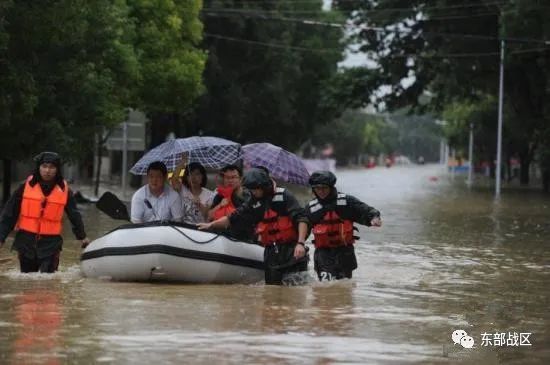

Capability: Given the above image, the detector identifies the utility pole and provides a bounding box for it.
[451,148,456,180]
[495,39,505,197]
[440,139,445,165]
[468,122,474,187]
[122,122,128,198]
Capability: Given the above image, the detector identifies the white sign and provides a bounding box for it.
[106,109,147,151]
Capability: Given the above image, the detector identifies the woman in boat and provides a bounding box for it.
[177,162,215,223]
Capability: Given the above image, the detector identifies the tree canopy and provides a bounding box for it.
[190,0,346,149]
[334,0,550,185]
[0,0,205,162]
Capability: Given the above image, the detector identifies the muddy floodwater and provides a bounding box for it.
[1,165,549,364]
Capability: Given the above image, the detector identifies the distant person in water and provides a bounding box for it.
[0,152,90,273]
[130,161,183,223]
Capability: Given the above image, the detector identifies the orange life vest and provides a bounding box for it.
[312,210,355,248]
[255,208,297,246]
[17,176,68,235]
[212,186,236,220]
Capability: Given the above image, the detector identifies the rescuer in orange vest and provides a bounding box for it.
[306,171,381,281]
[0,152,90,273]
[199,168,309,285]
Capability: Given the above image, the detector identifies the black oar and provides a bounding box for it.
[96,192,131,221]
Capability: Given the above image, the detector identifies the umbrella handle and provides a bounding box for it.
[169,155,188,191]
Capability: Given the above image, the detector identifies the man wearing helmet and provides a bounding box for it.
[198,168,309,285]
[306,171,381,281]
[0,152,90,273]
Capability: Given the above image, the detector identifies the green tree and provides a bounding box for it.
[442,97,492,161]
[192,0,345,149]
[0,0,206,201]
[1,0,139,203]
[311,110,368,164]
[130,0,205,114]
[310,109,441,165]
[334,0,550,186]
[389,113,442,161]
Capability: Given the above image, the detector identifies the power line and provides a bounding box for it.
[510,47,550,55]
[204,0,509,11]
[202,11,550,45]
[204,33,343,54]
[421,12,497,20]
[347,1,508,11]
[393,51,500,58]
[204,32,550,58]
[201,11,346,28]
[202,0,550,20]
[203,8,334,15]
[203,8,500,20]
[391,48,549,58]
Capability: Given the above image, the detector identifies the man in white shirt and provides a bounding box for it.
[131,161,183,223]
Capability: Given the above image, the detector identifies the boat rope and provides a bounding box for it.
[168,225,221,244]
[106,220,255,245]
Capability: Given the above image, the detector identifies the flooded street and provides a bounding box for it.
[1,165,549,364]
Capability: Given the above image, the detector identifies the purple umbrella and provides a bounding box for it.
[130,136,241,175]
[242,143,310,185]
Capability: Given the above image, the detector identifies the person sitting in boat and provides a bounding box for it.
[130,161,183,224]
[198,168,309,285]
[208,164,248,221]
[305,171,382,281]
[207,164,253,240]
[0,152,90,273]
[170,162,214,223]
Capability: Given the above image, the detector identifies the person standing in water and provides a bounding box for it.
[0,152,90,273]
[306,171,381,281]
[199,168,309,285]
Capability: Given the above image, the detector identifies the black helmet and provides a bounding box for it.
[309,171,336,187]
[34,151,61,168]
[242,168,272,190]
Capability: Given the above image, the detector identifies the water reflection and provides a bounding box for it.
[307,283,355,336]
[0,166,549,364]
[259,286,309,333]
[12,289,63,365]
